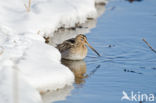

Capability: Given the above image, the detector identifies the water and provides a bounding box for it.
[42,0,156,103]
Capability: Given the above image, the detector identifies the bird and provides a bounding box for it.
[57,34,100,60]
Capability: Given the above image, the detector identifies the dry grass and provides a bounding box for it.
[24,0,32,12]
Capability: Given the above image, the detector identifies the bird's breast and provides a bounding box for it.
[61,45,88,60]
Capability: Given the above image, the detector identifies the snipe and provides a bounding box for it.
[57,34,100,60]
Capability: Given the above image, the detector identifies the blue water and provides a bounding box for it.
[53,0,156,103]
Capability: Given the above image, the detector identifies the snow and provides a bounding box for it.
[18,40,74,92]
[0,25,74,92]
[0,0,108,103]
[0,25,74,103]
[0,0,98,37]
[0,62,42,103]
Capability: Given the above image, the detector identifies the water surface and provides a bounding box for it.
[43,0,156,102]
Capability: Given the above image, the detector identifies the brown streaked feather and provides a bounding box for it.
[57,38,75,52]
[56,34,100,60]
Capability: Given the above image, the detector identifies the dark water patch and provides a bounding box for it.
[107,44,116,48]
[126,0,143,3]
[123,69,143,74]
[152,67,156,70]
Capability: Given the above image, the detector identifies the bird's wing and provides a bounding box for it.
[57,38,75,52]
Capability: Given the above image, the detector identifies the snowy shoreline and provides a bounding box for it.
[0,0,107,103]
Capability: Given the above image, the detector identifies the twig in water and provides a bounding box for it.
[24,0,32,12]
[142,38,156,53]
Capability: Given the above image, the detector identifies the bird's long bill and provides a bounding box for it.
[86,42,101,56]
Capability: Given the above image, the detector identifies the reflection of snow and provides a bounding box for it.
[49,18,97,47]
[0,0,108,103]
[49,3,106,47]
[42,86,74,103]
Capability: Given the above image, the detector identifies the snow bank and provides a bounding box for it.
[0,25,74,93]
[18,39,74,92]
[0,57,42,103]
[0,0,97,37]
[0,0,108,103]
[0,0,107,36]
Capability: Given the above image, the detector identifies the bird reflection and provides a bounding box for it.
[62,59,101,87]
[61,59,87,85]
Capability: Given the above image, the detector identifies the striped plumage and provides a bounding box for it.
[57,34,100,60]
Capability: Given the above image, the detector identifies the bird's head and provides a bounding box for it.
[75,34,101,56]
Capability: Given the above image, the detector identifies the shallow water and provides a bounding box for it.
[43,0,156,103]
